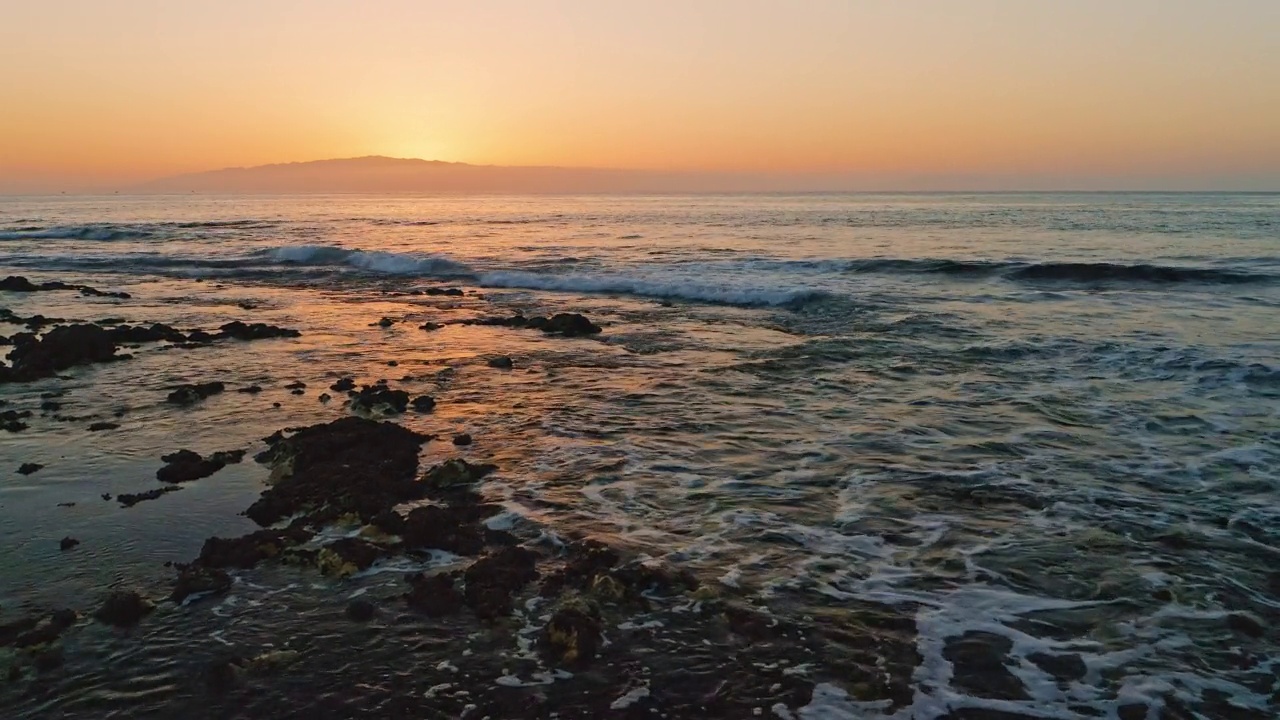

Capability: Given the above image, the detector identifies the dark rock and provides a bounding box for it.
[464,546,539,619]
[236,385,263,394]
[541,597,603,667]
[487,355,514,369]
[452,433,472,446]
[40,400,61,411]
[196,527,315,569]
[941,631,1030,700]
[386,360,398,367]
[1,275,129,299]
[349,385,410,414]
[330,377,356,392]
[31,646,64,672]
[543,313,602,336]
[5,609,77,648]
[216,321,300,341]
[345,599,376,622]
[1028,651,1087,681]
[1117,705,1150,720]
[401,505,486,556]
[166,382,225,405]
[371,509,407,535]
[405,572,463,616]
[156,449,236,483]
[117,486,181,507]
[92,590,154,627]
[1,409,31,432]
[284,381,306,390]
[170,565,232,604]
[101,493,111,500]
[17,462,43,475]
[410,395,436,412]
[56,502,75,508]
[317,537,386,577]
[59,536,79,551]
[421,458,497,493]
[373,317,394,328]
[1227,612,1265,638]
[87,421,120,431]
[0,276,41,291]
[418,322,443,331]
[246,416,428,525]
[3,324,119,382]
[107,323,186,344]
[318,393,332,403]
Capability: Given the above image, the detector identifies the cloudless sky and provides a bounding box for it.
[1,0,1278,191]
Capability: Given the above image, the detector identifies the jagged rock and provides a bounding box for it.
[171,565,232,604]
[401,505,486,555]
[3,324,119,382]
[463,546,539,619]
[92,590,154,627]
[216,321,300,341]
[17,462,43,475]
[421,458,497,493]
[107,323,186,344]
[246,417,428,525]
[405,572,463,616]
[117,486,181,507]
[316,537,386,578]
[195,527,315,569]
[541,596,604,667]
[543,313,602,336]
[59,537,79,551]
[166,382,225,405]
[1,275,130,299]
[487,356,514,369]
[349,386,410,414]
[330,377,356,392]
[156,448,241,483]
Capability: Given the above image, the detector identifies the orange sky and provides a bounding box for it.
[1,1,1278,191]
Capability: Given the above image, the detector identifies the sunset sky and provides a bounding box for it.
[1,0,1278,192]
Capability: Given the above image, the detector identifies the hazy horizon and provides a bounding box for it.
[2,1,1279,193]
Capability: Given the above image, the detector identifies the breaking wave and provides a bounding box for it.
[0,224,156,241]
[476,270,824,306]
[270,245,473,276]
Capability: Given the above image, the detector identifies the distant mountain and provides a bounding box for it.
[135,156,840,194]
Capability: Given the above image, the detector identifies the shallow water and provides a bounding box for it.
[1,193,1278,718]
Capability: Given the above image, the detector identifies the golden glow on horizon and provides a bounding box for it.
[1,1,1278,191]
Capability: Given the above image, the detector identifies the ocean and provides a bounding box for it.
[1,193,1277,718]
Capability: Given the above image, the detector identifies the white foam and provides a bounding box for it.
[609,685,651,709]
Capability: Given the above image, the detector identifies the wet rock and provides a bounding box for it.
[236,385,263,394]
[1,275,130,299]
[452,433,472,446]
[345,599,376,622]
[463,546,539,619]
[87,421,120,431]
[418,322,443,331]
[59,536,79,551]
[487,355,514,369]
[216,321,300,341]
[246,416,428,525]
[401,505,486,555]
[2,324,119,382]
[17,462,43,475]
[386,360,398,367]
[541,596,604,667]
[196,527,315,569]
[117,486,181,507]
[421,458,497,493]
[170,565,232,604]
[166,381,225,405]
[4,609,78,648]
[543,313,603,337]
[92,589,154,627]
[373,317,394,328]
[349,385,410,414]
[156,448,240,483]
[204,656,245,693]
[405,572,463,616]
[1,409,32,432]
[410,395,436,412]
[1227,612,1265,638]
[1028,651,1087,681]
[318,393,332,403]
[31,646,64,672]
[330,377,356,392]
[941,631,1030,700]
[371,509,407,536]
[284,381,306,390]
[316,537,386,578]
[106,323,186,344]
[39,399,61,411]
